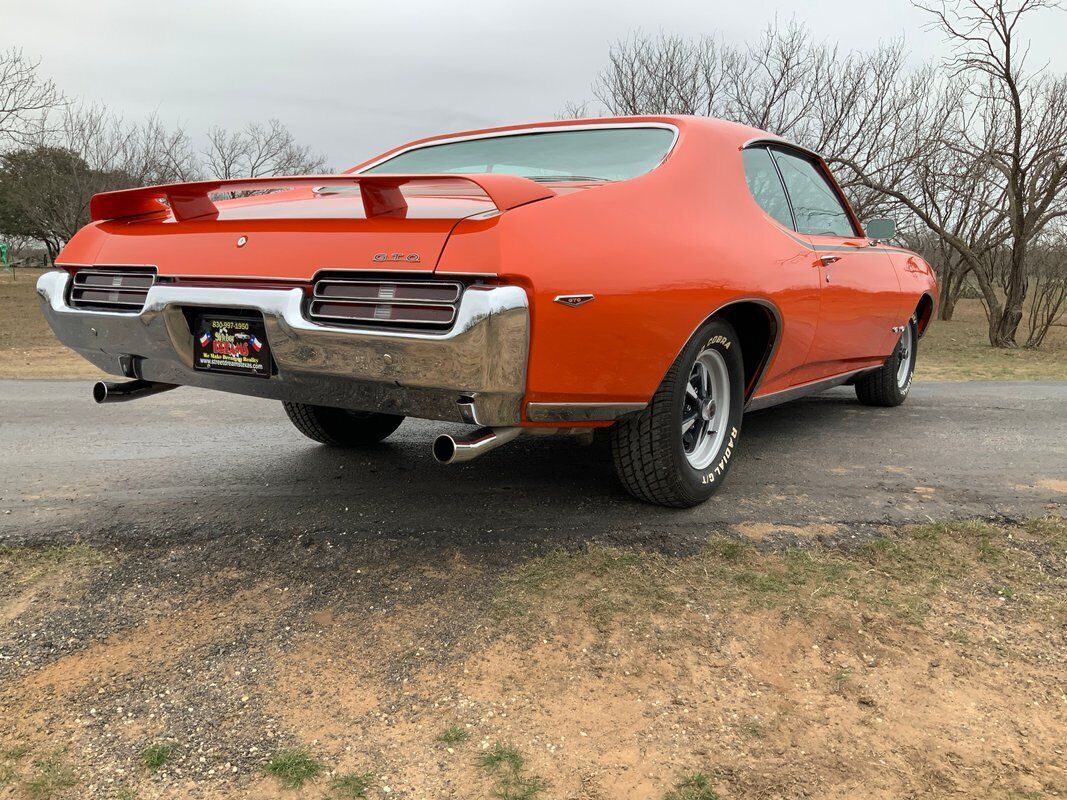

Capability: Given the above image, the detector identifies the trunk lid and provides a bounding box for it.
[64,175,555,280]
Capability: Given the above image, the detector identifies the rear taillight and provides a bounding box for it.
[69,267,156,313]
[308,276,464,330]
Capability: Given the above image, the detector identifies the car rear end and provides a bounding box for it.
[38,120,680,434]
[38,174,538,426]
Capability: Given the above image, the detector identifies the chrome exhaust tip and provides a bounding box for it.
[432,426,521,464]
[93,379,178,404]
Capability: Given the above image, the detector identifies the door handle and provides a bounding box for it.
[819,255,841,266]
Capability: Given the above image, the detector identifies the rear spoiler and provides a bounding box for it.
[88,173,556,223]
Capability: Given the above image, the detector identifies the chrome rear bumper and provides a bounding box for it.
[37,270,529,425]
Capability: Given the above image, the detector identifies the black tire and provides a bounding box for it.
[282,402,404,447]
[855,317,917,407]
[610,319,745,507]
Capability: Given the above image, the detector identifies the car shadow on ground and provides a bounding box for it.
[3,387,935,554]
[270,390,867,511]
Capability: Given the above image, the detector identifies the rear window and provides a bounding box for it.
[361,127,675,181]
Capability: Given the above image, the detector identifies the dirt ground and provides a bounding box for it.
[1,518,1065,799]
[1,268,1065,381]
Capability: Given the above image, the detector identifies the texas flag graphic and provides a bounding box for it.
[199,332,211,347]
[248,334,263,352]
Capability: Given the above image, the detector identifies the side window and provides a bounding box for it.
[742,147,794,230]
[771,149,856,237]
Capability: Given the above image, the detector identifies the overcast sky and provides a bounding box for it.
[5,0,1066,169]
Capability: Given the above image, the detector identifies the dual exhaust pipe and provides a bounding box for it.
[431,426,522,464]
[93,379,177,404]
[93,381,562,464]
[432,425,592,464]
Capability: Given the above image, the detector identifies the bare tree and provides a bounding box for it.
[581,7,1067,347]
[583,26,976,241]
[0,49,61,149]
[1024,230,1067,346]
[0,105,199,263]
[53,104,199,185]
[592,32,727,117]
[556,100,595,120]
[204,119,327,181]
[848,0,1067,345]
[0,107,329,262]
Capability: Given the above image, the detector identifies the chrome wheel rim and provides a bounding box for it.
[896,323,914,389]
[682,348,731,470]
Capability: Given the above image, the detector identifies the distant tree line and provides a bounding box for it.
[0,50,326,265]
[563,0,1067,348]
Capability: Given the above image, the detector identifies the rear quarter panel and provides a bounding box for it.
[438,118,824,412]
[891,250,939,334]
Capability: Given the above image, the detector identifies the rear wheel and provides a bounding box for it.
[283,402,404,447]
[855,317,917,407]
[610,319,745,507]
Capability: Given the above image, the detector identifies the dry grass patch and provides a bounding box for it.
[13,750,77,800]
[325,771,375,799]
[482,518,1066,797]
[493,519,1067,645]
[0,269,105,379]
[0,543,107,628]
[0,543,104,588]
[918,299,1067,380]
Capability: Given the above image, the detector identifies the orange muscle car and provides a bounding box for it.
[39,116,938,506]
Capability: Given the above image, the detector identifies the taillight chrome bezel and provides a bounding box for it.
[307,275,466,330]
[68,267,157,313]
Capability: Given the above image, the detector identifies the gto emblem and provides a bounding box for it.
[555,294,595,307]
[374,252,420,263]
[236,236,248,248]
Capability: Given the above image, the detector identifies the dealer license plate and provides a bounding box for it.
[193,315,271,378]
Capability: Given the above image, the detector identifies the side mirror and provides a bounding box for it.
[865,218,896,241]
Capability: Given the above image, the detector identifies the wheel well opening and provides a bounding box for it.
[713,302,778,400]
[915,293,934,338]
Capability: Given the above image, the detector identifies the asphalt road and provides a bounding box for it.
[0,380,1063,548]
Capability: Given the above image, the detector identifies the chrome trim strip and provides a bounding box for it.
[73,290,147,299]
[69,266,157,313]
[745,367,877,412]
[70,295,147,307]
[313,266,436,277]
[526,402,646,423]
[58,266,156,275]
[37,270,529,426]
[307,301,458,327]
[74,270,155,280]
[774,225,913,255]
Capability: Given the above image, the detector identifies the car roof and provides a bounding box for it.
[347,115,823,174]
